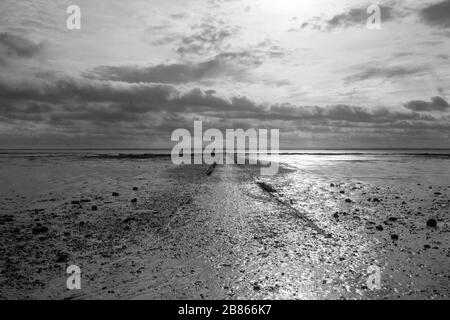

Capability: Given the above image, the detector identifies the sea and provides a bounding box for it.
[1,149,450,209]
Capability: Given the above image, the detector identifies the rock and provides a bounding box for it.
[206,162,217,176]
[424,244,431,249]
[1,215,14,222]
[330,183,335,187]
[372,198,380,202]
[388,217,398,222]
[253,284,261,291]
[32,225,48,234]
[133,187,138,191]
[55,251,70,263]
[333,212,339,219]
[71,200,80,205]
[345,198,352,203]
[131,198,137,203]
[112,192,119,197]
[391,234,399,241]
[122,217,135,223]
[256,181,277,193]
[426,219,437,228]
[434,192,442,196]
[376,225,384,231]
[340,190,345,194]
[91,205,98,211]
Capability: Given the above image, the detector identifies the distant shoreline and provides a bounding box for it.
[1,148,450,151]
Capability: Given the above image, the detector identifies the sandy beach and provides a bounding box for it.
[0,151,448,300]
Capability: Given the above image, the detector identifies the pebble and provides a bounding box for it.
[55,251,70,263]
[426,219,437,228]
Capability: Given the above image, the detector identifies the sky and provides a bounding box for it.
[0,0,449,149]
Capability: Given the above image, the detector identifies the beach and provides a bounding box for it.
[0,150,449,299]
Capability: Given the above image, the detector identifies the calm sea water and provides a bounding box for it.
[0,149,449,205]
[263,149,450,186]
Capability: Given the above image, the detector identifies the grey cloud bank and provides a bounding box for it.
[0,1,449,148]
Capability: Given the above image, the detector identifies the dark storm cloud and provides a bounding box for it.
[419,0,450,28]
[345,65,428,82]
[0,32,46,59]
[86,51,263,84]
[404,96,450,112]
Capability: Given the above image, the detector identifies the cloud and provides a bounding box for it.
[86,51,263,84]
[207,103,436,125]
[420,0,450,28]
[345,65,428,82]
[404,96,450,112]
[170,13,187,20]
[0,32,46,60]
[0,70,448,148]
[1,71,441,126]
[176,21,238,56]
[327,6,394,29]
[0,73,264,118]
[299,6,394,31]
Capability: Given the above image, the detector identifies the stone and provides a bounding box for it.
[56,251,70,263]
[426,219,437,228]
[32,225,48,234]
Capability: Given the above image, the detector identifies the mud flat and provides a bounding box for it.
[0,155,448,299]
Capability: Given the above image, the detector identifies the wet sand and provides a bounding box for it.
[0,158,449,299]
